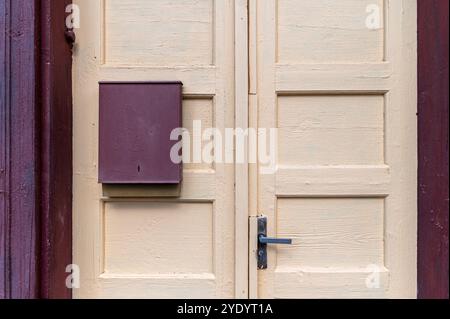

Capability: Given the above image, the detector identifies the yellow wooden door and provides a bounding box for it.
[73,0,237,298]
[249,0,417,298]
[73,0,418,299]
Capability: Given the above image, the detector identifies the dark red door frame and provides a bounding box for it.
[0,0,449,299]
[417,0,449,299]
[0,0,72,299]
[39,0,73,299]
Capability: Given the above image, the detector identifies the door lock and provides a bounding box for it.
[257,216,292,269]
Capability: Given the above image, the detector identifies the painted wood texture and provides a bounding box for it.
[0,0,40,299]
[0,0,73,299]
[0,0,8,299]
[417,0,449,299]
[277,95,384,165]
[104,0,214,66]
[73,0,236,298]
[40,0,73,299]
[234,0,249,298]
[277,0,384,63]
[253,0,417,298]
[277,198,384,268]
[104,202,214,274]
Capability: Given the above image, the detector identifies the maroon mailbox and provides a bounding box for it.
[99,81,183,184]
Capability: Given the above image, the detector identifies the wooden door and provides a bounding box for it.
[73,0,418,299]
[73,0,236,298]
[249,0,417,298]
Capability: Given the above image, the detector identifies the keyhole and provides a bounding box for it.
[137,165,141,173]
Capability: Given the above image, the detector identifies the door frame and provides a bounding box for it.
[0,0,448,299]
[417,0,449,299]
[235,0,250,299]
[0,0,72,299]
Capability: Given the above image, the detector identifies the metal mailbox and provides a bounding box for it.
[99,81,183,184]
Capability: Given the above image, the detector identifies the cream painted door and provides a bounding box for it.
[73,0,237,298]
[73,0,418,300]
[249,0,417,298]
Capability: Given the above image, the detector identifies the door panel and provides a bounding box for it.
[104,0,214,66]
[277,0,385,63]
[277,95,385,165]
[73,0,235,298]
[253,0,417,298]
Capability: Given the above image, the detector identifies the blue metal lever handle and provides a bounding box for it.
[258,235,292,245]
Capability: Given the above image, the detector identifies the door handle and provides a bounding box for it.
[257,216,292,269]
[258,235,292,245]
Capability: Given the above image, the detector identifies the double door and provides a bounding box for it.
[73,0,417,299]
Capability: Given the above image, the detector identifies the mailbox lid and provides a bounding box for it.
[99,81,182,184]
